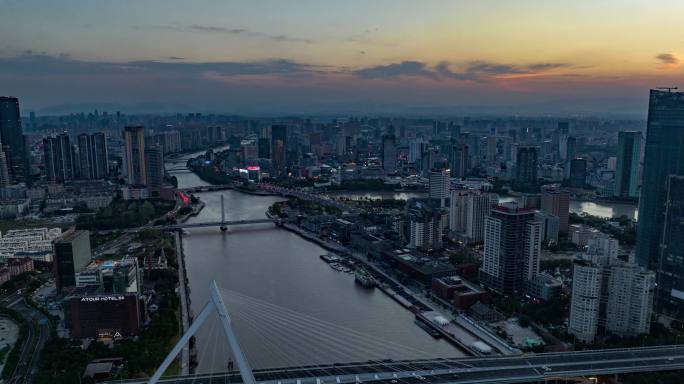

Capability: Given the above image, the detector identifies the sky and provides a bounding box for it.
[1,0,683,116]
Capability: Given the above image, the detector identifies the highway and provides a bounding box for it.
[1,292,51,384]
[108,345,684,384]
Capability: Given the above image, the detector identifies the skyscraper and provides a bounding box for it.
[656,175,684,316]
[480,202,541,295]
[43,133,76,183]
[636,90,684,268]
[271,125,287,177]
[258,137,270,159]
[614,131,642,199]
[516,146,538,186]
[381,134,397,173]
[144,144,164,192]
[123,126,147,186]
[408,139,425,163]
[541,188,570,234]
[449,144,469,179]
[77,132,109,180]
[428,168,449,207]
[0,149,9,188]
[0,96,27,183]
[569,157,587,188]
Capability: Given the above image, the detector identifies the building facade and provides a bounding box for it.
[614,131,642,199]
[53,230,92,290]
[636,90,684,268]
[657,175,684,316]
[0,97,27,183]
[516,146,538,186]
[123,126,147,186]
[480,203,541,295]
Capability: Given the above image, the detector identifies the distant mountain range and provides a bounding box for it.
[29,97,647,118]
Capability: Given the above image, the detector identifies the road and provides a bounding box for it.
[1,292,51,384]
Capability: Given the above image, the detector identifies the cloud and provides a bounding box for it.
[356,60,570,81]
[0,53,322,80]
[135,24,314,44]
[656,53,679,68]
[353,61,437,79]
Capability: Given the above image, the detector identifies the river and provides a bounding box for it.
[167,152,463,372]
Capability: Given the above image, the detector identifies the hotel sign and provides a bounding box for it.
[80,295,125,302]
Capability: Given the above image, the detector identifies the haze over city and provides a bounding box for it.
[3,2,684,384]
[2,0,683,115]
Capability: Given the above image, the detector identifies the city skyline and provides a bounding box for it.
[1,0,683,115]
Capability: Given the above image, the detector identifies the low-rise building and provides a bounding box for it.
[526,273,563,301]
[383,248,456,284]
[0,257,34,285]
[431,276,489,310]
[0,228,62,262]
[569,224,600,247]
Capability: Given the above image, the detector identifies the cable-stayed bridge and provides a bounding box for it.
[106,282,684,384]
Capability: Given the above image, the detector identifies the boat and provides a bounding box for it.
[414,319,442,338]
[320,253,341,263]
[354,269,376,288]
[329,263,345,272]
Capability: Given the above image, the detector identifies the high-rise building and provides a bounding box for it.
[53,230,92,291]
[568,158,587,188]
[480,203,541,295]
[43,133,76,183]
[614,131,642,199]
[637,90,684,269]
[449,189,470,234]
[486,135,497,162]
[0,96,27,183]
[568,260,603,343]
[0,149,9,188]
[541,189,570,234]
[258,138,270,159]
[449,144,469,179]
[77,132,108,180]
[516,146,538,186]
[569,258,655,343]
[271,125,287,177]
[558,122,570,161]
[428,168,449,207]
[382,134,397,173]
[534,211,559,244]
[448,189,491,243]
[123,126,147,186]
[408,139,425,163]
[144,144,164,192]
[656,175,684,316]
[408,199,445,252]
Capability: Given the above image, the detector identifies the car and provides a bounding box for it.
[667,357,674,362]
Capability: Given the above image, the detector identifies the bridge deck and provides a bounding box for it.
[108,345,684,384]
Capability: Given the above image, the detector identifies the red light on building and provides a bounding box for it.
[178,192,189,204]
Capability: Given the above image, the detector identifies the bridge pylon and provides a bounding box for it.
[147,280,255,384]
[220,194,227,232]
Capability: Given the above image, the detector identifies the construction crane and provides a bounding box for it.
[656,86,678,92]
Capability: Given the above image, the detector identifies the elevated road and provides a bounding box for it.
[109,345,684,384]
